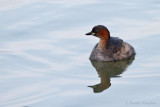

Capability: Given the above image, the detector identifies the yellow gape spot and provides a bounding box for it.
[91,33,95,35]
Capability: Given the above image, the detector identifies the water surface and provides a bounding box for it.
[0,0,160,107]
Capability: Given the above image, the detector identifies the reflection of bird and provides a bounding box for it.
[86,25,136,62]
[88,57,135,93]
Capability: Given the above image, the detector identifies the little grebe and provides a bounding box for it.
[86,25,135,62]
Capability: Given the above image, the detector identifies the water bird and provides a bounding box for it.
[86,25,135,62]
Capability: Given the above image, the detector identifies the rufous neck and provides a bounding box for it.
[97,38,109,50]
[96,29,110,50]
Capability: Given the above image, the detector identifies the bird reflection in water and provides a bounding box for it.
[88,57,135,93]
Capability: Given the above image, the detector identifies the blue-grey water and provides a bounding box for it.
[0,0,160,107]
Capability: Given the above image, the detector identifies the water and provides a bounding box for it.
[0,0,160,107]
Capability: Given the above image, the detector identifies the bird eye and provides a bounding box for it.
[92,29,97,33]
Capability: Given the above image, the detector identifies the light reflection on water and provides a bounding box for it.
[0,0,160,107]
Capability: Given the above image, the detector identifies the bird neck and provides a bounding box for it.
[97,38,109,50]
[96,29,110,50]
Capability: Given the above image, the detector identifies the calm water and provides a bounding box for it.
[0,0,160,107]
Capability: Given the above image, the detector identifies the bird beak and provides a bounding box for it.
[85,32,95,36]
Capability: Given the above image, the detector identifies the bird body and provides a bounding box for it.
[86,25,135,62]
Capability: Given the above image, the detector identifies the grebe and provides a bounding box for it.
[86,25,135,62]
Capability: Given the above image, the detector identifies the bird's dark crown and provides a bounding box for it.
[91,25,108,33]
